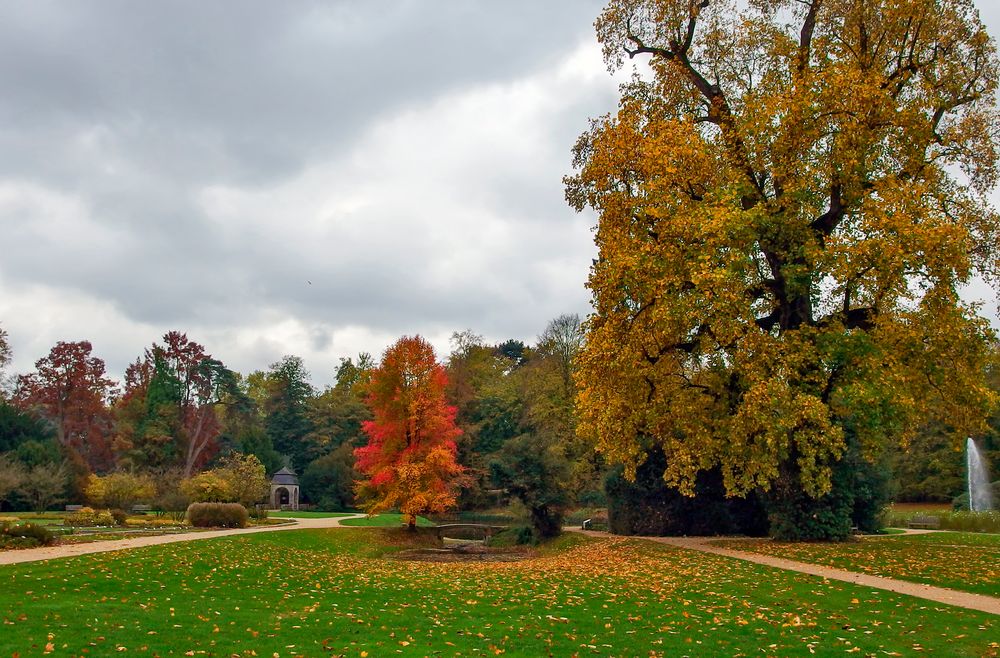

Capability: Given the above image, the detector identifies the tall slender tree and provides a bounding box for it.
[113,332,242,475]
[354,335,466,529]
[261,355,316,470]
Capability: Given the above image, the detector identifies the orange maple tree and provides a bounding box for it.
[354,335,466,529]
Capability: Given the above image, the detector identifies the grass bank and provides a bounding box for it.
[711,531,1000,597]
[339,513,434,527]
[0,527,996,656]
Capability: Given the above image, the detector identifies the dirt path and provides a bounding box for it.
[0,514,367,567]
[572,529,1000,616]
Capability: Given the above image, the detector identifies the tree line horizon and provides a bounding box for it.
[0,317,599,535]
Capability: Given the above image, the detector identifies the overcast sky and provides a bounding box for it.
[1,1,999,388]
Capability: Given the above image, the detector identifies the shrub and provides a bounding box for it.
[124,516,187,528]
[109,509,128,526]
[156,488,191,522]
[64,507,116,527]
[20,463,68,512]
[248,506,268,522]
[186,502,248,528]
[765,482,854,541]
[606,450,769,537]
[489,524,544,547]
[766,439,893,541]
[511,525,536,545]
[1,521,56,547]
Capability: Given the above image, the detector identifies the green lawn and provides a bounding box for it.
[339,512,434,527]
[268,511,357,519]
[713,531,1000,597]
[0,528,997,656]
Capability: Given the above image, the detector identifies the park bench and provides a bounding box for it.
[131,504,152,514]
[65,504,83,512]
[907,515,940,530]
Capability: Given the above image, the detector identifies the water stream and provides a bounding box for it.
[967,437,994,512]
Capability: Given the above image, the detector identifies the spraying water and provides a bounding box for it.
[967,437,994,512]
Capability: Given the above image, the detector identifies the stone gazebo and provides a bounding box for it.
[269,467,300,510]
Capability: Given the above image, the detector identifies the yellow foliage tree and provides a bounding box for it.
[178,454,269,506]
[567,0,999,524]
[85,471,155,511]
[180,470,233,503]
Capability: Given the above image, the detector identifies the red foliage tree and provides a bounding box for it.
[15,341,116,472]
[354,335,466,528]
[114,332,241,475]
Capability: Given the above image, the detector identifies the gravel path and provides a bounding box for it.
[572,528,1000,616]
[0,514,366,566]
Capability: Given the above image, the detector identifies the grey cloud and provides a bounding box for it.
[0,1,606,186]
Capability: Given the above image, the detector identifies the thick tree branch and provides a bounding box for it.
[797,0,821,75]
[816,307,878,331]
[810,182,844,235]
[623,2,766,205]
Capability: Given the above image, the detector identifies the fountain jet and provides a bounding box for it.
[967,438,994,512]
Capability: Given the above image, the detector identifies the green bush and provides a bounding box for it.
[186,502,248,528]
[765,482,854,541]
[249,506,269,521]
[301,443,357,510]
[0,521,56,547]
[606,450,769,537]
[766,439,893,541]
[490,525,536,547]
[64,507,116,527]
[951,481,1000,511]
[489,434,571,539]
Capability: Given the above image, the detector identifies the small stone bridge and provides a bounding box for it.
[433,523,508,543]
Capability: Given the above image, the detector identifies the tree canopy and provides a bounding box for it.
[568,0,1000,512]
[14,341,116,473]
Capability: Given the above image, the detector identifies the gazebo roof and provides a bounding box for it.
[271,466,299,486]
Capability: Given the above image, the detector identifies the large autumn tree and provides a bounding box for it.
[354,335,466,529]
[568,0,1000,538]
[15,341,116,472]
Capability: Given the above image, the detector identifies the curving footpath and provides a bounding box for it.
[573,528,1000,616]
[0,513,367,567]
